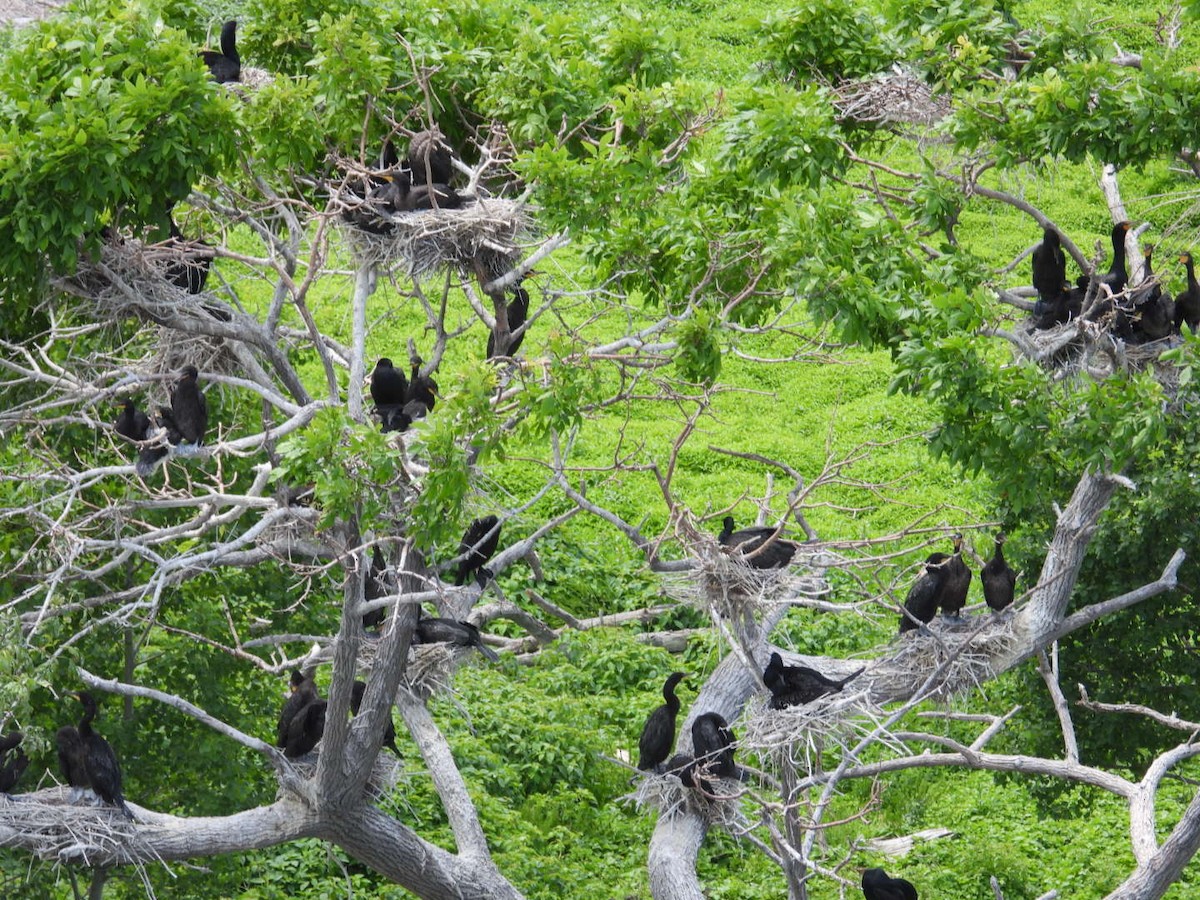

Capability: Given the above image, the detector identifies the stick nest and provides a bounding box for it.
[871,615,1020,701]
[829,66,951,127]
[740,689,888,761]
[628,769,747,830]
[0,789,146,865]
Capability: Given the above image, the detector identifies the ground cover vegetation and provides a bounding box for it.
[0,0,1198,898]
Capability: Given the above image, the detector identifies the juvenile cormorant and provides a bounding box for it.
[899,552,949,634]
[486,286,531,359]
[351,680,400,757]
[404,129,454,186]
[0,732,28,794]
[285,697,328,758]
[199,20,240,83]
[936,533,972,619]
[386,168,466,212]
[861,867,919,900]
[413,612,500,662]
[363,547,389,630]
[981,532,1016,612]
[763,652,864,709]
[115,398,151,444]
[1177,252,1200,333]
[370,358,408,410]
[406,362,438,412]
[664,752,697,788]
[1084,221,1132,324]
[1031,227,1067,303]
[636,671,686,772]
[453,515,502,587]
[164,216,213,295]
[170,365,208,445]
[690,712,737,783]
[73,691,135,820]
[718,516,796,569]
[276,670,317,749]
[1131,246,1174,343]
[55,725,91,801]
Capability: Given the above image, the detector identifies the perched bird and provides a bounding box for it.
[861,867,919,900]
[285,696,328,758]
[404,129,454,186]
[1177,252,1200,333]
[453,515,502,587]
[363,546,390,630]
[370,358,408,411]
[664,752,697,788]
[114,398,151,444]
[1131,246,1174,343]
[718,515,796,570]
[1031,226,1068,316]
[486,285,531,359]
[413,612,500,662]
[163,216,213,295]
[762,652,864,709]
[73,691,135,820]
[406,362,438,412]
[387,168,466,212]
[199,20,240,83]
[170,365,208,446]
[899,553,950,634]
[690,712,737,783]
[276,669,318,749]
[0,732,29,794]
[1083,221,1133,323]
[937,533,972,619]
[55,725,91,801]
[350,680,400,757]
[637,671,686,773]
[981,532,1016,612]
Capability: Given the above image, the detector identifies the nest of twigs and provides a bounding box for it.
[739,688,887,763]
[829,66,951,127]
[870,615,1019,700]
[282,747,403,800]
[338,191,532,279]
[0,788,146,866]
[629,768,747,829]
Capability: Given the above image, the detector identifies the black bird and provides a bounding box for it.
[1031,227,1068,304]
[199,20,240,83]
[981,532,1016,612]
[115,398,151,444]
[413,612,500,662]
[937,533,972,619]
[370,358,409,432]
[163,216,213,295]
[454,515,501,587]
[862,867,919,900]
[899,552,949,634]
[386,168,466,212]
[763,652,864,709]
[406,362,438,412]
[1177,252,1200,333]
[718,516,796,569]
[664,752,697,788]
[0,732,28,794]
[487,285,531,359]
[363,546,389,630]
[636,671,686,773]
[55,725,91,801]
[1131,246,1174,343]
[1084,221,1133,323]
[73,691,135,820]
[285,696,328,758]
[276,669,317,749]
[170,364,208,445]
[403,129,454,186]
[350,680,400,757]
[690,712,737,783]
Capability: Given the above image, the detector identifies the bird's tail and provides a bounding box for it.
[477,643,500,663]
[117,796,136,822]
[135,446,168,476]
[838,666,867,688]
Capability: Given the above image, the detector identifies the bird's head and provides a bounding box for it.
[179,365,199,381]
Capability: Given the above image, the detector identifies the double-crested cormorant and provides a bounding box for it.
[937,533,972,619]
[899,553,949,634]
[413,611,500,662]
[1177,252,1200,333]
[115,398,151,444]
[363,547,390,630]
[73,691,135,820]
[454,515,501,587]
[387,168,466,212]
[404,129,454,186]
[718,516,796,569]
[370,358,410,433]
[199,20,240,83]
[1032,227,1068,307]
[1131,246,1174,343]
[637,672,686,772]
[0,732,28,794]
[350,680,400,757]
[981,532,1016,612]
[487,285,531,359]
[1084,221,1132,324]
[170,364,208,445]
[55,725,91,801]
[664,751,697,787]
[164,216,213,295]
[763,651,864,709]
[276,669,317,749]
[690,712,737,783]
[406,362,438,412]
[285,696,328,758]
[862,867,919,900]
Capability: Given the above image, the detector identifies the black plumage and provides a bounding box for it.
[1131,246,1174,343]
[73,691,134,820]
[406,362,438,412]
[1177,252,1200,333]
[404,129,454,186]
[387,168,466,212]
[285,697,327,758]
[690,712,737,782]
[164,216,213,295]
[55,725,91,800]
[486,286,531,359]
[862,867,919,900]
[276,669,317,749]
[981,532,1016,612]
[370,358,409,433]
[636,671,685,772]
[199,20,240,83]
[170,364,208,445]
[351,680,400,757]
[413,613,500,662]
[664,752,697,788]
[937,533,972,619]
[763,651,864,709]
[899,552,949,634]
[115,398,151,444]
[0,732,28,794]
[1031,227,1067,303]
[454,515,501,587]
[718,515,796,569]
[363,547,389,630]
[1084,221,1132,323]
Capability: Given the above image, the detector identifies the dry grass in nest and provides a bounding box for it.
[628,770,747,830]
[830,66,951,127]
[871,616,1019,700]
[0,788,147,866]
[739,690,892,765]
[339,195,532,279]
